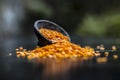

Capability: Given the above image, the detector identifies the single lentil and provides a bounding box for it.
[100,47,105,51]
[112,45,117,51]
[96,46,100,49]
[113,55,118,59]
[95,51,101,57]
[16,48,19,51]
[104,52,109,57]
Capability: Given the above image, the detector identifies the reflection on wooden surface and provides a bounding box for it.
[34,57,93,80]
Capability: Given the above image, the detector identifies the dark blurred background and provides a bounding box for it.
[0,0,120,80]
[1,0,120,54]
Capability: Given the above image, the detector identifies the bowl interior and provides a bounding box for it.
[35,20,71,41]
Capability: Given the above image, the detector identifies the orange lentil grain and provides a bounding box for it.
[112,46,117,51]
[104,52,109,57]
[113,55,118,59]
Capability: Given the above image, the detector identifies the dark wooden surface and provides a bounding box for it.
[0,36,120,80]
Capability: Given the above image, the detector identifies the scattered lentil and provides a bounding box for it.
[95,51,101,57]
[112,45,117,51]
[100,47,105,51]
[16,48,19,51]
[96,46,100,49]
[17,55,20,58]
[113,55,118,59]
[104,52,109,57]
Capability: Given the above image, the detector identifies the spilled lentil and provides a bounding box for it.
[16,28,95,60]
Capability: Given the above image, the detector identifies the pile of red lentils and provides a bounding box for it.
[15,28,119,63]
[16,28,95,60]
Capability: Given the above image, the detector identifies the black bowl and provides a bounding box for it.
[34,20,71,47]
